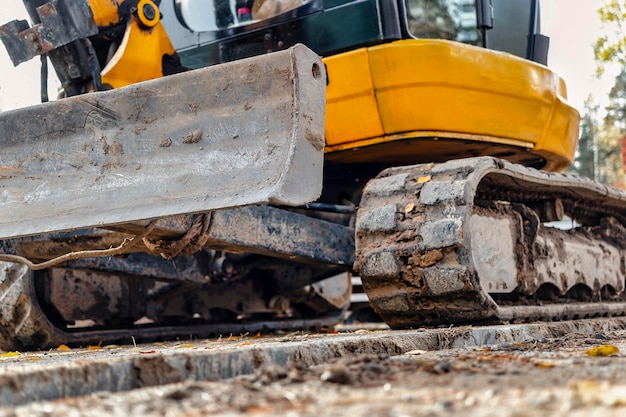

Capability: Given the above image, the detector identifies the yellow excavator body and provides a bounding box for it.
[324,39,579,172]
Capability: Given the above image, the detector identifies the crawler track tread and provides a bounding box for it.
[355,157,626,328]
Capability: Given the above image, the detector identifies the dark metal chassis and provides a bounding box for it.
[0,205,355,336]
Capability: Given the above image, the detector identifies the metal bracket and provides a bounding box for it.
[0,0,98,66]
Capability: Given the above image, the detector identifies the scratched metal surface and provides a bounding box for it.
[0,44,326,239]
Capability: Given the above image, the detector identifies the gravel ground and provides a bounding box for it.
[2,325,626,416]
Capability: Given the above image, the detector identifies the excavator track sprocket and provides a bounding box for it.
[355,157,626,327]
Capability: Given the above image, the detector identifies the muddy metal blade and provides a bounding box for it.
[0,44,326,239]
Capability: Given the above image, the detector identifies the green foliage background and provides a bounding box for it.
[568,0,626,188]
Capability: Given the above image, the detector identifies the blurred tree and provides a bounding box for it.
[592,1,626,187]
[594,0,626,75]
[605,67,626,125]
[568,97,597,180]
[594,122,623,186]
[587,68,625,187]
[600,67,626,187]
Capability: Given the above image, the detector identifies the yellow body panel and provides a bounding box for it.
[88,0,123,27]
[324,48,384,144]
[100,19,176,89]
[136,0,160,28]
[323,40,580,171]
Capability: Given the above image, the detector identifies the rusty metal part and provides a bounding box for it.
[45,268,148,325]
[0,222,156,270]
[528,198,564,222]
[0,202,355,350]
[143,267,350,321]
[0,259,349,351]
[142,214,212,259]
[59,251,244,285]
[0,44,326,240]
[355,157,626,327]
[0,0,98,66]
[7,205,355,269]
[0,204,354,350]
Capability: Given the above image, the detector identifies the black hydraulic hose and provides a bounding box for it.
[40,55,48,103]
[301,203,355,214]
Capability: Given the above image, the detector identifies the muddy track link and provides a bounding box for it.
[355,157,626,328]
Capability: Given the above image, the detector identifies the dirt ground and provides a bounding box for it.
[2,327,626,416]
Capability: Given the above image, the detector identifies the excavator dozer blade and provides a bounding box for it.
[0,44,326,240]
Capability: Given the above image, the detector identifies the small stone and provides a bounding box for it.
[434,362,452,374]
[182,129,203,144]
[434,400,454,411]
[320,367,353,385]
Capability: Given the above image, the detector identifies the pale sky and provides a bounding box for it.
[0,0,616,113]
[542,0,616,111]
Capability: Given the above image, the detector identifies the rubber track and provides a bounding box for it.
[355,157,626,328]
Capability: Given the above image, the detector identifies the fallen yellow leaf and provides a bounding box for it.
[57,344,72,352]
[0,351,19,357]
[417,175,432,184]
[27,357,41,361]
[534,361,557,368]
[404,349,428,356]
[587,345,619,357]
[87,345,102,351]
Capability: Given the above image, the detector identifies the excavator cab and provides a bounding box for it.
[170,0,547,64]
[174,0,312,31]
[404,0,549,64]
